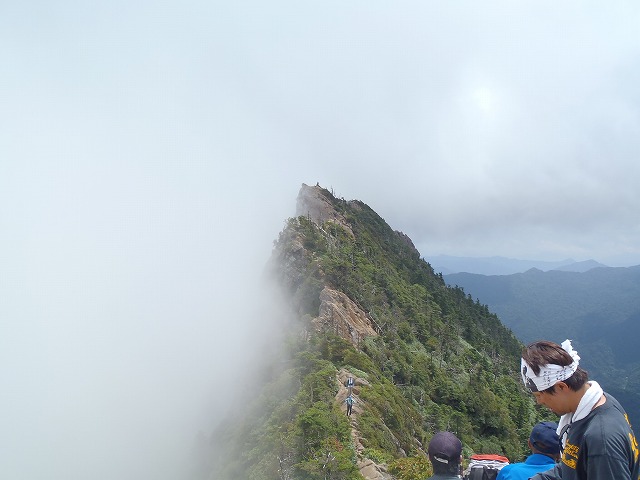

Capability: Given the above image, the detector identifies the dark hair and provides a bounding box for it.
[522,341,588,393]
[430,455,461,475]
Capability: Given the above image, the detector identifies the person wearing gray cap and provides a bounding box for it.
[426,431,463,480]
[496,422,560,480]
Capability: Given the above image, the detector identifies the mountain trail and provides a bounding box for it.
[336,368,395,480]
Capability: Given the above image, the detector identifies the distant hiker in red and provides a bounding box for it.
[345,395,355,416]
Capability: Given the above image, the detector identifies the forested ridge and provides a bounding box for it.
[445,267,640,427]
[206,185,547,480]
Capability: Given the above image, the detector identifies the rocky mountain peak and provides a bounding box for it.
[296,183,353,236]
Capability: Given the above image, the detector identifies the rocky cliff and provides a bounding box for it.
[296,183,353,236]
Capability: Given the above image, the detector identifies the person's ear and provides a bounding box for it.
[556,381,568,392]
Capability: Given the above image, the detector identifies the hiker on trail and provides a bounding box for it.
[496,422,560,480]
[426,431,463,480]
[521,339,639,480]
[345,376,355,394]
[345,395,355,416]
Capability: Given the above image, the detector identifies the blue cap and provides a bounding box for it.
[530,422,560,454]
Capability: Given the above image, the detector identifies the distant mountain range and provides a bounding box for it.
[443,265,640,427]
[426,255,608,275]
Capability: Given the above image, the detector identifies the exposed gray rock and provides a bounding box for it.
[313,286,378,346]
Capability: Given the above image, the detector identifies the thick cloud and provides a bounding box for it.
[2,1,640,479]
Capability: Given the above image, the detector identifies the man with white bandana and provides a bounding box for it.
[521,339,639,480]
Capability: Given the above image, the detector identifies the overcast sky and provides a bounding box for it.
[2,1,640,479]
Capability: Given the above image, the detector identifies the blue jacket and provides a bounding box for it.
[497,454,555,480]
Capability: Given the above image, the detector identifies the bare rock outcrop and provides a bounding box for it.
[296,183,353,236]
[312,287,378,346]
[357,459,394,480]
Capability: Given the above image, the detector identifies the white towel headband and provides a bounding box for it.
[521,339,580,392]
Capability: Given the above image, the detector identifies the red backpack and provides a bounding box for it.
[463,454,509,480]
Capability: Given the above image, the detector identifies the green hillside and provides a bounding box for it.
[207,185,546,480]
[444,267,640,427]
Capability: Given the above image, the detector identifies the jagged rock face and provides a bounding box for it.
[395,230,417,251]
[296,183,338,224]
[270,184,378,348]
[358,459,394,480]
[296,183,353,236]
[312,287,378,345]
[273,232,309,294]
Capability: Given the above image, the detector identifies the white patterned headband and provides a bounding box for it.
[521,339,580,392]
